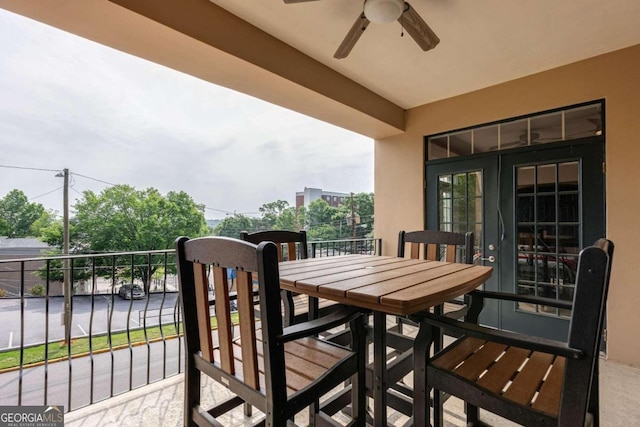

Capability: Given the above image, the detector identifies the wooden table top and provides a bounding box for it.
[279,255,493,316]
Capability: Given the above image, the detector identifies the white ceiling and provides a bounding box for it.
[1,0,640,138]
[212,0,640,109]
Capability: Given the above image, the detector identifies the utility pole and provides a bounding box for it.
[56,168,71,344]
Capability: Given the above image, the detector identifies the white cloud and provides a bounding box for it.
[0,9,373,219]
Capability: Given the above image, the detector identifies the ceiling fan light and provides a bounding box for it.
[364,0,404,24]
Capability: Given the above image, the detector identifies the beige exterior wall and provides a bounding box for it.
[375,43,640,366]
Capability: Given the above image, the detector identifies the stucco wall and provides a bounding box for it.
[375,43,640,366]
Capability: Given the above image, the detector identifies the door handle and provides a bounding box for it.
[474,252,496,264]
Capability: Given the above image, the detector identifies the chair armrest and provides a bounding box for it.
[411,312,583,359]
[469,289,573,310]
[279,306,365,343]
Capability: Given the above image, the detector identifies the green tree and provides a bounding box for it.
[352,192,374,238]
[72,185,209,291]
[305,199,339,241]
[0,189,52,237]
[308,223,339,241]
[275,206,301,230]
[213,214,255,238]
[301,193,374,240]
[38,219,85,250]
[38,220,65,248]
[257,200,290,230]
[34,249,93,289]
[333,203,352,239]
[306,199,333,227]
[210,193,373,242]
[0,217,8,237]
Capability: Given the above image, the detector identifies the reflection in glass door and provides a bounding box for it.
[515,161,581,318]
[438,171,483,252]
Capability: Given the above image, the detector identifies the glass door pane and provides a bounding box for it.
[438,171,483,251]
[515,161,580,317]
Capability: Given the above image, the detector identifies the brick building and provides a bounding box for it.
[295,187,349,209]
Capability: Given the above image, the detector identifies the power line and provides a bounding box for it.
[1,163,327,220]
[0,164,60,172]
[0,164,117,186]
[70,171,118,186]
[204,206,234,215]
[71,187,84,197]
[203,206,260,216]
[30,186,64,200]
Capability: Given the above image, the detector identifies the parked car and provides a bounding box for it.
[118,283,145,300]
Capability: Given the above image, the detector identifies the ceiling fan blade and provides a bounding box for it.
[400,2,440,51]
[283,0,320,3]
[334,13,370,59]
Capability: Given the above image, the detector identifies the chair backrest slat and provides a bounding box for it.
[399,230,474,265]
[240,230,308,261]
[426,243,437,261]
[410,242,420,259]
[286,241,297,261]
[193,262,214,363]
[444,244,457,263]
[237,269,260,390]
[212,266,234,374]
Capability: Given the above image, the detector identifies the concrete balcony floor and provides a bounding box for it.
[65,358,640,426]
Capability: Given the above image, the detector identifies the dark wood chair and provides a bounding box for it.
[398,230,474,264]
[240,229,309,261]
[240,230,337,326]
[384,230,475,418]
[176,236,367,427]
[413,238,614,426]
[397,229,475,321]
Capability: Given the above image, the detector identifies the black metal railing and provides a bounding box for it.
[310,237,382,257]
[0,250,182,412]
[0,237,380,413]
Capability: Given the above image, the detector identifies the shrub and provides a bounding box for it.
[30,284,46,297]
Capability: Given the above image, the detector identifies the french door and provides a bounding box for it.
[426,141,605,340]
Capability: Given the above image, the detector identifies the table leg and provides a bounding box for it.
[433,304,444,353]
[413,320,443,427]
[413,322,430,427]
[433,305,444,427]
[373,311,387,427]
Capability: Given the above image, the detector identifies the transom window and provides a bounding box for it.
[427,101,603,160]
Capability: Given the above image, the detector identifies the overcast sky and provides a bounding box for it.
[0,9,373,220]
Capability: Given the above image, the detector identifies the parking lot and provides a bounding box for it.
[0,292,180,350]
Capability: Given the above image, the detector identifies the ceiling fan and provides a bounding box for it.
[283,0,440,59]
